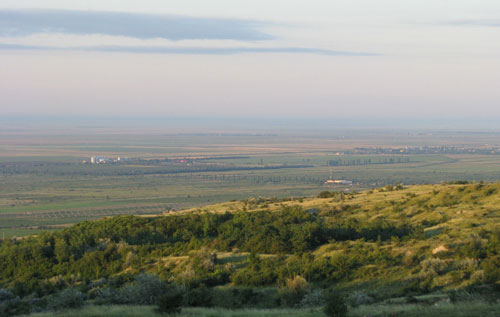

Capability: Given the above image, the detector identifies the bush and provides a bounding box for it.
[323,288,347,317]
[347,291,374,307]
[448,290,476,303]
[182,286,213,307]
[116,273,168,305]
[299,288,324,308]
[93,287,118,305]
[156,289,183,315]
[47,288,85,311]
[212,287,260,308]
[0,288,29,316]
[279,276,309,307]
[318,191,334,198]
[482,256,500,284]
[421,258,448,275]
[470,270,486,284]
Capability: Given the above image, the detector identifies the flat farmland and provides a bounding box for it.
[2,128,500,237]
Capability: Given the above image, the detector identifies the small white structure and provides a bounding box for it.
[324,179,352,185]
[90,156,109,164]
[325,168,352,185]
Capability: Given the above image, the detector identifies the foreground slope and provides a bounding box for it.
[1,183,500,316]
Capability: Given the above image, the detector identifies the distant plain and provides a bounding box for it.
[2,127,500,237]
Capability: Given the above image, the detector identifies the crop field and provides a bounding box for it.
[2,127,500,237]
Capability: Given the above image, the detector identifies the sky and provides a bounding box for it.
[1,1,500,123]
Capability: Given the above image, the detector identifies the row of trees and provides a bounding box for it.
[328,157,411,166]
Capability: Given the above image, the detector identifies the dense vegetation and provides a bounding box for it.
[1,183,500,316]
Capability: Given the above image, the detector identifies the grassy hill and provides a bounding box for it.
[1,182,500,316]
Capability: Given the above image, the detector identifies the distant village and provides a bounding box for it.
[82,155,354,187]
[83,156,196,165]
[83,156,127,164]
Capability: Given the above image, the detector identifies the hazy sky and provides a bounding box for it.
[1,1,500,119]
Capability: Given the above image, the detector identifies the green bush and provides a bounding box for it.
[279,276,309,307]
[347,291,374,307]
[0,288,29,316]
[318,191,334,198]
[182,286,213,307]
[115,273,168,305]
[482,256,500,284]
[47,288,85,311]
[323,289,347,317]
[299,288,324,308]
[212,287,261,308]
[156,289,183,315]
[93,287,118,305]
[421,258,448,275]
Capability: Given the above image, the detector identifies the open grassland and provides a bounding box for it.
[24,305,321,317]
[22,300,500,317]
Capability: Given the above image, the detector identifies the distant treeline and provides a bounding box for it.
[328,157,411,166]
[350,146,500,155]
[0,163,313,176]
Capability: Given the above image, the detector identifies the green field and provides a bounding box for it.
[22,301,500,317]
[3,129,500,237]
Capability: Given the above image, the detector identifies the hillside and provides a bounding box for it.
[1,183,500,316]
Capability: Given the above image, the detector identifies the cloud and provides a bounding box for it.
[0,9,382,56]
[0,9,273,41]
[0,43,379,56]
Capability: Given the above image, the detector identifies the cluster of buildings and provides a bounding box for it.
[88,156,124,164]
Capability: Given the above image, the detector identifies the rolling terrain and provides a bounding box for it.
[1,182,500,316]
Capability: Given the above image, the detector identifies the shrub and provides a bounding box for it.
[299,288,324,308]
[182,286,213,307]
[318,191,334,198]
[347,291,374,307]
[421,258,448,275]
[156,289,183,315]
[470,270,486,284]
[191,247,217,272]
[279,276,309,307]
[0,288,29,316]
[212,287,260,308]
[460,236,486,259]
[284,275,308,293]
[116,273,168,305]
[93,287,118,304]
[47,288,85,311]
[0,289,15,302]
[323,288,347,317]
[448,289,476,303]
[482,256,500,284]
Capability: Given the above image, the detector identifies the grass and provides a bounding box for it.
[23,305,322,317]
[22,300,500,316]
[350,300,500,317]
